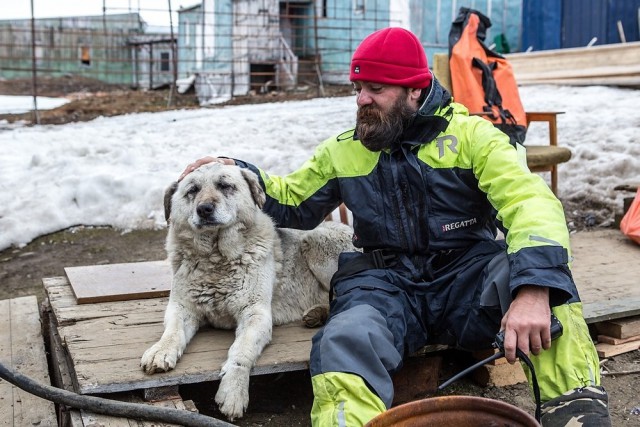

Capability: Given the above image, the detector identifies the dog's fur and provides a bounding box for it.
[140,163,354,420]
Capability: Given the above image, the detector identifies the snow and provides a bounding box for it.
[0,84,638,251]
[0,95,69,114]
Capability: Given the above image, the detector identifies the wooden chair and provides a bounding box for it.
[433,53,571,195]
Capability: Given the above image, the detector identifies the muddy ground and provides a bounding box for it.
[0,77,638,425]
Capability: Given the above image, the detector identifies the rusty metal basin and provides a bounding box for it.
[365,396,539,427]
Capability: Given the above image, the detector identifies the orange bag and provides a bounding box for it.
[620,189,640,244]
[449,7,527,145]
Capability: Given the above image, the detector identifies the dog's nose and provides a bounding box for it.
[196,203,215,219]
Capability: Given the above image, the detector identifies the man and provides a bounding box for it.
[182,28,610,426]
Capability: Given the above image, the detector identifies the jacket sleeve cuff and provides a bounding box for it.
[509,246,579,306]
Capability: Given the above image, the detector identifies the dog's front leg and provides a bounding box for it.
[140,299,200,373]
[215,305,272,420]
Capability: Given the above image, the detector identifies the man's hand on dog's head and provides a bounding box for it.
[179,156,236,181]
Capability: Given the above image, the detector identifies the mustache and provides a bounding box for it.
[355,102,413,151]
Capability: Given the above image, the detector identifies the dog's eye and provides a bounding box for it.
[217,182,235,193]
[185,185,200,197]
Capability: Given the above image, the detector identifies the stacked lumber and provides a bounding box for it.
[595,315,640,357]
[506,41,640,87]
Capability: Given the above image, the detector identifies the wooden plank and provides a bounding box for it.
[0,297,57,427]
[595,340,640,358]
[0,299,13,425]
[44,301,84,427]
[44,277,166,327]
[506,41,640,78]
[594,316,640,339]
[65,260,171,304]
[597,334,640,345]
[570,229,640,323]
[67,324,315,394]
[582,297,640,325]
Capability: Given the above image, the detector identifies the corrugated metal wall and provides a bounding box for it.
[523,0,640,51]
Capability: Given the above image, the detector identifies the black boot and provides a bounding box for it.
[540,386,611,426]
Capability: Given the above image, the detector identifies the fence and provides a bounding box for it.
[0,1,523,106]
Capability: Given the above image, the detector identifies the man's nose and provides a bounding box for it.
[356,90,373,107]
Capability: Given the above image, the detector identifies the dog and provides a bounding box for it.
[140,163,355,420]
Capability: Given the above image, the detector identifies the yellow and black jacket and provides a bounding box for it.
[237,79,576,304]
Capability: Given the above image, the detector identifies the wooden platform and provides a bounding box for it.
[39,227,640,425]
[0,296,57,427]
[44,276,317,395]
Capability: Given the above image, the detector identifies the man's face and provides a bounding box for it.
[353,82,419,151]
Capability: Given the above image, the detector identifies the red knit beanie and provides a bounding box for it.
[350,27,432,89]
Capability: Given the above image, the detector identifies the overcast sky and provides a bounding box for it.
[1,0,178,27]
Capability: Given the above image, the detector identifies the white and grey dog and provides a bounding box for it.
[140,163,354,420]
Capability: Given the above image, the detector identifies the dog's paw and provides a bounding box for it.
[140,342,181,374]
[215,364,251,420]
[302,304,329,328]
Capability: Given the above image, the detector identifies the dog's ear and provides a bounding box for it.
[240,169,266,208]
[164,181,179,223]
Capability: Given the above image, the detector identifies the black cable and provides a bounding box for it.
[437,349,543,423]
[437,351,505,391]
[516,349,542,422]
[0,361,235,427]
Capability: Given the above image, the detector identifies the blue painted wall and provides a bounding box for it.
[523,0,640,51]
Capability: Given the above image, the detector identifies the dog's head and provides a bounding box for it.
[164,163,266,231]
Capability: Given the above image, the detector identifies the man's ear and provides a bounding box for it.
[164,181,179,223]
[240,169,266,208]
[409,87,423,102]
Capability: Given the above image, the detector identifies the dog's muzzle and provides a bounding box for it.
[195,202,220,225]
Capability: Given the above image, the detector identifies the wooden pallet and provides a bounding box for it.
[0,296,57,427]
[44,276,318,396]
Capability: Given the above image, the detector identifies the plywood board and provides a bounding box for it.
[65,259,171,304]
[0,297,57,427]
[570,229,640,323]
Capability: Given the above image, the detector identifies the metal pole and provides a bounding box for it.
[103,0,108,82]
[167,0,177,107]
[312,1,324,97]
[29,0,40,124]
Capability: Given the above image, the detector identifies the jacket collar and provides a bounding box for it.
[399,77,453,146]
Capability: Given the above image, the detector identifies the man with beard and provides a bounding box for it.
[181,28,610,427]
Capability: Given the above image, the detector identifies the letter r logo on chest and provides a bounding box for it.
[436,135,458,158]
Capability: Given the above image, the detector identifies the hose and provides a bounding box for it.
[437,315,564,424]
[0,360,235,427]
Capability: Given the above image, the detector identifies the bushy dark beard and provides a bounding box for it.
[355,95,416,151]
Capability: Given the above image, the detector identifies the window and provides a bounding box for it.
[160,52,170,71]
[80,46,91,66]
